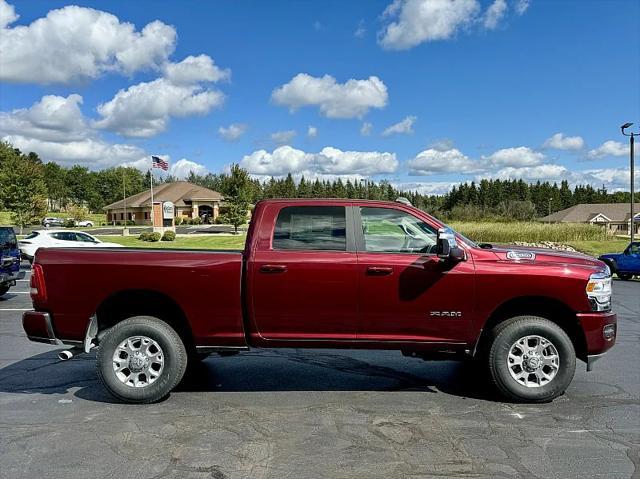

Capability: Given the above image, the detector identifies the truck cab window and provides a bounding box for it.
[360,207,437,254]
[273,206,346,251]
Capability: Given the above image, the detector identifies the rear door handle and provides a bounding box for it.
[366,266,393,276]
[259,264,288,274]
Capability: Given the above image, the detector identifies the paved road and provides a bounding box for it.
[0,265,638,478]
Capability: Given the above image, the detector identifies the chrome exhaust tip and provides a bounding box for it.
[58,349,78,361]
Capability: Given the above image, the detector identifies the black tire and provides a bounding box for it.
[487,316,576,403]
[617,272,632,281]
[96,316,188,403]
[0,284,9,296]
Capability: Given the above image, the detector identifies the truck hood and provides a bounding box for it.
[488,244,605,269]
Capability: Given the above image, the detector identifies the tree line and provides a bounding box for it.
[0,140,636,229]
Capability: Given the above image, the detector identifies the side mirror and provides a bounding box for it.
[436,236,450,258]
[436,227,465,262]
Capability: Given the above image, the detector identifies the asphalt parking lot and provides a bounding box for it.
[0,265,638,479]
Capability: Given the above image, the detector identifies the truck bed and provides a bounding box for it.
[35,247,246,347]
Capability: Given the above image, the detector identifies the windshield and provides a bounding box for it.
[0,228,17,248]
[442,223,478,249]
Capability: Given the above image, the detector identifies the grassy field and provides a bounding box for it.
[564,240,628,257]
[450,221,609,243]
[101,234,247,250]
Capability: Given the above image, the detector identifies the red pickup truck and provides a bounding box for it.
[23,199,617,403]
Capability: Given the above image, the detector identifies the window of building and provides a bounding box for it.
[273,206,346,251]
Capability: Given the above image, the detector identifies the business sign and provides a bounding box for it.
[162,201,175,219]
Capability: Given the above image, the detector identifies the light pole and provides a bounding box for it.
[621,123,637,243]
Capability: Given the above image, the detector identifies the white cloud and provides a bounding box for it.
[94,75,225,138]
[394,181,457,195]
[354,20,366,38]
[218,123,247,142]
[4,135,147,169]
[0,0,18,28]
[0,93,148,168]
[587,140,629,160]
[515,0,530,15]
[360,122,373,136]
[483,0,507,30]
[307,126,318,138]
[382,116,416,136]
[408,148,480,175]
[169,158,207,178]
[0,94,90,142]
[271,73,388,119]
[482,146,544,167]
[271,130,297,145]
[240,145,398,178]
[163,55,230,85]
[379,0,480,50]
[543,133,585,151]
[487,163,569,182]
[0,2,176,84]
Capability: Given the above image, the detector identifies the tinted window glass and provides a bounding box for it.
[75,233,96,242]
[273,206,346,251]
[360,207,437,253]
[25,232,39,240]
[0,227,17,247]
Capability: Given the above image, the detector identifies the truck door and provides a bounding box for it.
[355,206,475,344]
[248,204,359,342]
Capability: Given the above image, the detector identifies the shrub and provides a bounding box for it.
[191,216,202,225]
[138,232,150,241]
[63,218,76,228]
[161,230,176,241]
[147,232,161,242]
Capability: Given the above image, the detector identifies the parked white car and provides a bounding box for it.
[19,230,123,262]
[75,220,94,227]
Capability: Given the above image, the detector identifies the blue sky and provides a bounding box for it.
[0,0,638,194]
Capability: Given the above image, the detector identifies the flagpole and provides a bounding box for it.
[150,158,155,229]
[123,169,127,232]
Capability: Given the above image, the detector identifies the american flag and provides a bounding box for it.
[152,156,168,171]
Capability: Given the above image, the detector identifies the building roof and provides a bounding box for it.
[104,181,223,210]
[540,203,640,223]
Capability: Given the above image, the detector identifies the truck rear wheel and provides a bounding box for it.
[0,284,9,296]
[96,316,187,403]
[487,316,575,403]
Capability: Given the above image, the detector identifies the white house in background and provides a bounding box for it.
[541,203,640,235]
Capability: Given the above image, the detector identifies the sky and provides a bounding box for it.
[0,0,639,195]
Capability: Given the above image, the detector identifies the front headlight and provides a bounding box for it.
[586,271,612,312]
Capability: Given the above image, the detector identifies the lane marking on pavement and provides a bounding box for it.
[17,279,30,282]
[0,308,33,311]
[8,292,30,294]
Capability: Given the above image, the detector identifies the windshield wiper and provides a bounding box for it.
[479,243,493,249]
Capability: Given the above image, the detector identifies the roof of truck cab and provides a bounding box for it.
[257,198,407,206]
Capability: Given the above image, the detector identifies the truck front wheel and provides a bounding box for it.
[487,316,576,403]
[96,316,188,403]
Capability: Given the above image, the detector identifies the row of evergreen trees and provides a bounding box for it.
[1,141,636,226]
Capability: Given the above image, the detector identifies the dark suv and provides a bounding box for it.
[0,227,24,296]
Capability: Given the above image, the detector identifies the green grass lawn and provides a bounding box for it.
[100,234,247,250]
[564,240,629,257]
[0,211,106,226]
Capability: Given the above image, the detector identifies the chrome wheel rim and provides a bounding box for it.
[112,336,164,388]
[507,335,559,388]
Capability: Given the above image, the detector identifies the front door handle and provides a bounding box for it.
[366,266,393,276]
[259,264,288,274]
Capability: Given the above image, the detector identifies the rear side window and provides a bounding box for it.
[273,206,346,251]
[25,232,40,240]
